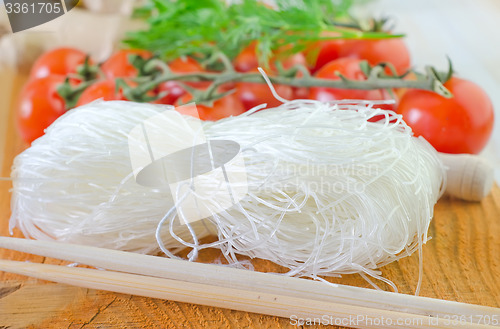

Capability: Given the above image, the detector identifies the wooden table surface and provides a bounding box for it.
[1,75,500,328]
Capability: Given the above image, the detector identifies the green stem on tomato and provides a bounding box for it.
[57,79,96,110]
[60,52,453,107]
[130,60,452,104]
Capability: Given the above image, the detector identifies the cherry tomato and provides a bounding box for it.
[76,80,128,107]
[29,47,89,80]
[397,77,494,154]
[233,43,306,103]
[300,38,345,97]
[310,38,410,76]
[17,75,66,143]
[236,81,293,111]
[177,93,245,121]
[309,58,396,111]
[101,49,153,79]
[293,86,311,99]
[233,42,307,73]
[155,57,205,105]
[233,43,258,73]
[340,38,410,75]
[307,39,345,74]
[155,81,186,105]
[169,57,204,74]
[393,72,418,100]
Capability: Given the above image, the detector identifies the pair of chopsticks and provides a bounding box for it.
[0,237,499,329]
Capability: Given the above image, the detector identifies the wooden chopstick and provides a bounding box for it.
[0,258,481,329]
[1,237,499,329]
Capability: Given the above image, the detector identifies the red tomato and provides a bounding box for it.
[76,80,127,107]
[101,49,153,79]
[17,75,66,143]
[309,58,396,111]
[155,57,205,105]
[340,38,410,76]
[233,43,258,73]
[397,77,494,154]
[155,81,186,105]
[169,57,204,73]
[310,38,410,76]
[177,93,245,121]
[236,81,293,111]
[233,43,306,103]
[308,39,345,74]
[29,47,89,80]
[293,86,311,99]
[233,42,307,73]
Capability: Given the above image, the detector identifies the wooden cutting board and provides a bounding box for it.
[0,73,499,329]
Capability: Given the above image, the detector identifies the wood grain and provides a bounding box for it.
[0,73,499,329]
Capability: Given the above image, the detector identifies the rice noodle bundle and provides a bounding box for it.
[10,100,444,286]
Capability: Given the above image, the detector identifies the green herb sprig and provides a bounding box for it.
[124,0,401,66]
